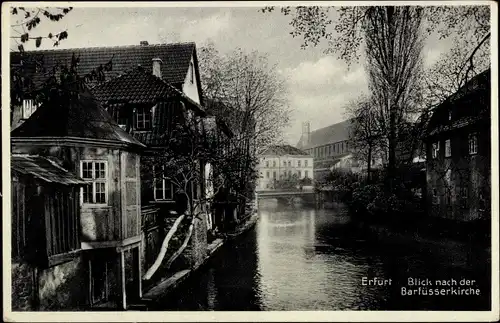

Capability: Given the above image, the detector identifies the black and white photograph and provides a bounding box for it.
[1,1,498,321]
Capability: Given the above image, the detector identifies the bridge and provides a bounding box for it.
[256,190,316,206]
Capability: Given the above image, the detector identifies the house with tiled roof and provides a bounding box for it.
[256,145,313,191]
[9,40,236,310]
[424,69,490,222]
[11,87,145,310]
[11,41,203,129]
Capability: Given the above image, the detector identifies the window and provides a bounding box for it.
[283,161,286,167]
[288,171,292,178]
[333,144,336,153]
[459,186,468,209]
[298,160,301,167]
[153,166,174,201]
[190,62,194,84]
[135,106,152,130]
[273,171,276,179]
[305,170,309,178]
[81,161,107,204]
[272,160,276,167]
[266,171,270,178]
[288,161,291,167]
[298,170,302,178]
[22,99,38,119]
[114,109,129,130]
[445,139,451,157]
[266,161,269,167]
[432,142,439,159]
[468,133,478,155]
[305,160,308,167]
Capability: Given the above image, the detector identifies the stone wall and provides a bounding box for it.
[12,261,35,311]
[38,257,87,310]
[12,257,87,311]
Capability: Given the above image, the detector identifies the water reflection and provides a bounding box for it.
[154,204,490,311]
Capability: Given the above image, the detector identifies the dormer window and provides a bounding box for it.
[114,109,128,130]
[22,99,37,119]
[135,106,152,130]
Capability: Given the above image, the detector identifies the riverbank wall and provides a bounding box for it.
[134,211,259,309]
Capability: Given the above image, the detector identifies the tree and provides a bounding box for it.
[199,44,291,153]
[141,107,227,280]
[9,6,114,118]
[199,44,291,213]
[345,95,382,182]
[261,5,491,188]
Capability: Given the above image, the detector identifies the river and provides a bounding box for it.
[150,202,491,311]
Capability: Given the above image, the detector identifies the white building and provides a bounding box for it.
[257,145,314,191]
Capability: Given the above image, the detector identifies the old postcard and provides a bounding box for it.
[1,1,498,322]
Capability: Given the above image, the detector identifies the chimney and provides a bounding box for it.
[152,58,162,79]
[302,121,311,146]
[140,40,149,46]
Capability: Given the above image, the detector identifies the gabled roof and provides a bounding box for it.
[91,66,181,105]
[12,155,87,186]
[11,88,144,148]
[297,119,353,150]
[11,42,197,88]
[260,145,310,156]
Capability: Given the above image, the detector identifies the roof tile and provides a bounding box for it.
[11,42,196,88]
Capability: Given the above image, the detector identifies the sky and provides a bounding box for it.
[9,5,453,146]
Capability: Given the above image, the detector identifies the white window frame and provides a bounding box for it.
[153,166,174,201]
[80,160,108,205]
[135,106,152,130]
[445,139,451,158]
[298,160,302,167]
[265,161,269,167]
[272,160,276,168]
[468,133,478,155]
[22,99,38,119]
[266,171,270,179]
[305,170,309,178]
[305,160,308,167]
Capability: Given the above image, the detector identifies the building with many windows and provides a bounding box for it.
[424,69,490,222]
[296,120,384,180]
[257,145,313,191]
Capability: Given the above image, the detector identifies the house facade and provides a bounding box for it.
[424,69,490,222]
[11,89,145,310]
[257,145,314,191]
[10,41,234,310]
